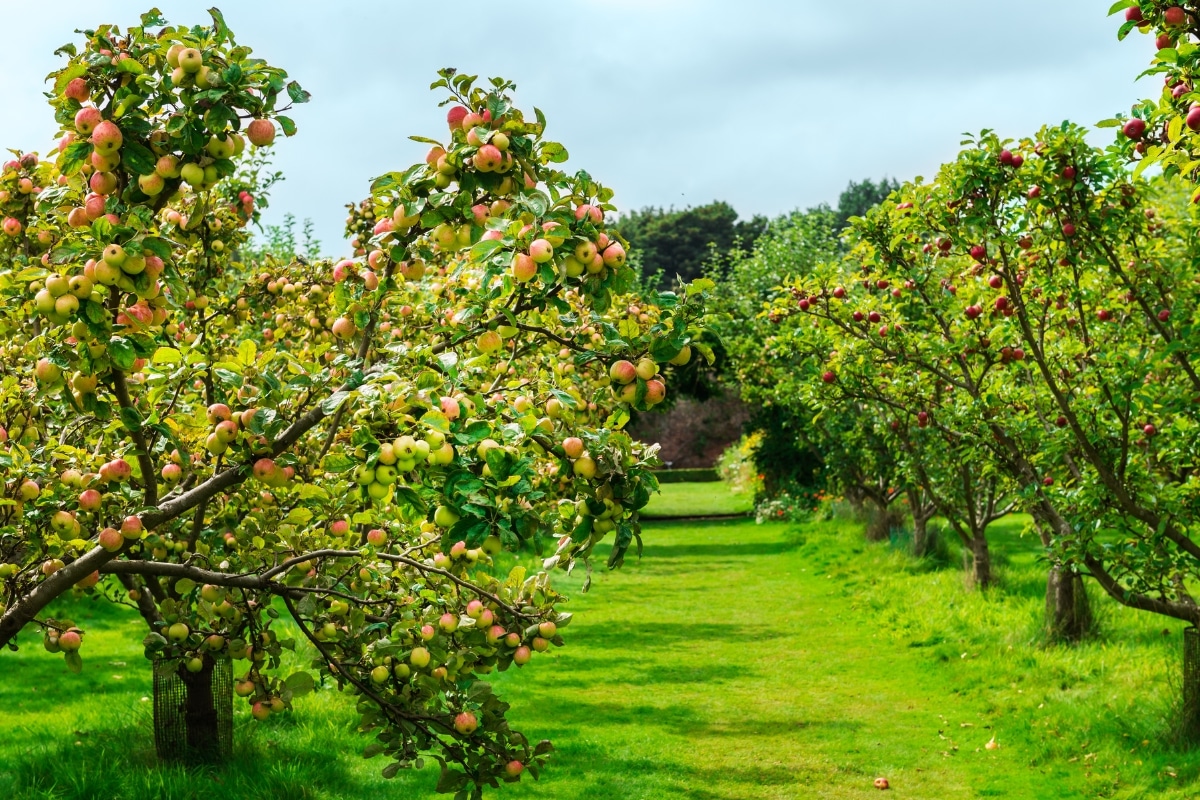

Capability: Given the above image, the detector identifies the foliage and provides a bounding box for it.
[247,211,321,262]
[1106,1,1200,189]
[0,12,713,797]
[772,121,1200,628]
[614,201,766,286]
[830,176,901,231]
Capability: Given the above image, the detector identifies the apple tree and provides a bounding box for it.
[0,10,710,796]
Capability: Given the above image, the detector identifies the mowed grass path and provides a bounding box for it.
[641,479,754,518]
[3,491,1199,798]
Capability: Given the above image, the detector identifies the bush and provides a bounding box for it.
[717,432,763,497]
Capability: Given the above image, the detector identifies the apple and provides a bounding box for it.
[207,403,232,424]
[64,77,89,102]
[454,711,478,735]
[1165,6,1186,26]
[668,345,692,366]
[410,646,431,668]
[635,358,657,381]
[78,489,102,512]
[602,242,626,267]
[58,630,82,651]
[512,253,537,282]
[120,515,143,538]
[513,646,532,666]
[91,121,123,155]
[51,510,76,534]
[645,380,667,405]
[1186,106,1200,133]
[366,528,387,546]
[821,371,836,383]
[74,106,101,135]
[167,622,190,642]
[538,621,557,638]
[253,458,278,483]
[246,118,275,147]
[573,455,597,479]
[433,505,460,528]
[98,527,123,551]
[505,761,524,778]
[562,437,584,459]
[529,238,554,263]
[609,360,637,384]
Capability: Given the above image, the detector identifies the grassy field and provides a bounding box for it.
[640,479,753,518]
[3,486,1200,799]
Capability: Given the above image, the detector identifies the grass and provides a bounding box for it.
[640,479,753,518]
[3,484,1200,798]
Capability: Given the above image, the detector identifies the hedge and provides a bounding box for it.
[654,468,720,484]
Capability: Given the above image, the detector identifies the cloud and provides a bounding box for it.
[0,0,1156,253]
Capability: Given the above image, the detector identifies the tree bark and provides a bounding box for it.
[912,512,929,557]
[969,535,992,589]
[1045,565,1092,642]
[863,496,903,543]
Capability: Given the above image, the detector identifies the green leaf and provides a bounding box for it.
[119,406,143,433]
[323,453,357,474]
[541,141,569,163]
[109,337,137,371]
[115,58,145,75]
[284,671,315,696]
[209,7,231,42]
[469,239,504,261]
[174,578,196,594]
[284,508,313,525]
[140,237,172,259]
[237,339,257,366]
[420,410,450,433]
[286,80,312,104]
[277,115,297,137]
[60,141,92,176]
[320,390,350,415]
[64,651,83,674]
[121,140,157,176]
[151,347,181,364]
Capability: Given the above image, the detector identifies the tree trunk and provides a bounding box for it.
[863,498,902,542]
[1183,628,1200,741]
[969,535,992,589]
[1045,565,1093,642]
[154,655,225,762]
[912,512,929,557]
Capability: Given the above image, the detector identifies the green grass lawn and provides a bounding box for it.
[3,488,1200,798]
[640,479,753,518]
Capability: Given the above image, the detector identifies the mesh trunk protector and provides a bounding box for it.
[153,654,233,762]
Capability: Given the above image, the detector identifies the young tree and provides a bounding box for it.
[0,11,709,796]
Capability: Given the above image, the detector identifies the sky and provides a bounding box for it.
[0,1,1156,254]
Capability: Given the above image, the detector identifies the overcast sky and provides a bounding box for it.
[0,1,1154,254]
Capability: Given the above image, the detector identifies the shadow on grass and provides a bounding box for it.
[643,541,801,560]
[0,714,382,800]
